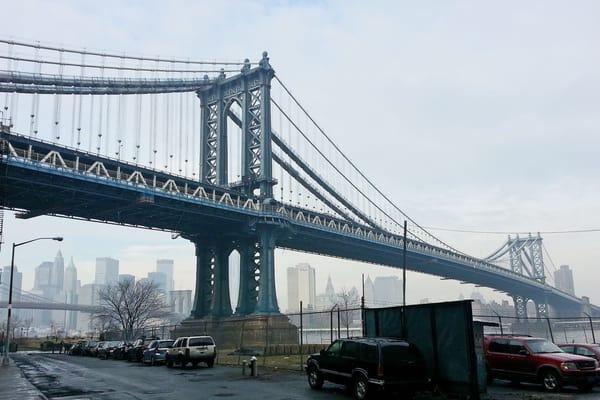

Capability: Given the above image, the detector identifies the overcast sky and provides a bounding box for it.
[1,1,599,312]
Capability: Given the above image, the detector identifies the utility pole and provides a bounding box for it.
[402,220,407,339]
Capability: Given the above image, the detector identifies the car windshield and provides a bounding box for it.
[527,340,564,354]
[158,340,174,348]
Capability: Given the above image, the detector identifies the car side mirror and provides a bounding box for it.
[518,349,529,356]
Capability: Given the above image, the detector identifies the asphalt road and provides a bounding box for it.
[6,353,600,400]
[10,353,350,400]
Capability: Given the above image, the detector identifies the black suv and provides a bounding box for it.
[306,338,429,400]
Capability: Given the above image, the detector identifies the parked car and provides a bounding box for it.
[166,336,216,368]
[127,337,159,362]
[112,341,132,360]
[82,340,98,356]
[484,335,600,392]
[559,344,600,361]
[68,341,85,356]
[143,339,175,366]
[98,341,122,359]
[90,341,105,358]
[306,338,429,400]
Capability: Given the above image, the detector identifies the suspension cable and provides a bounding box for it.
[0,38,251,65]
[274,76,460,250]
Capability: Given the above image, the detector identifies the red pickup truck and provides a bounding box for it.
[484,335,599,392]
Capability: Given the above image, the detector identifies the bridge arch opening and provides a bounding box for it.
[225,99,243,185]
[229,249,240,310]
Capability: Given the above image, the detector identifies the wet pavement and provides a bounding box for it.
[0,358,45,400]
[3,353,600,399]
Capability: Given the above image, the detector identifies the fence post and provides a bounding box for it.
[585,313,596,344]
[299,301,303,371]
[337,307,341,340]
[361,294,365,337]
[546,318,554,343]
[330,307,334,343]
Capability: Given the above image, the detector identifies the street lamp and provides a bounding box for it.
[2,236,63,366]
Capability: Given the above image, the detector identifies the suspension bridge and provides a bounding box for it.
[0,38,597,319]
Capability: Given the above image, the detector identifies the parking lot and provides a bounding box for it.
[2,352,598,399]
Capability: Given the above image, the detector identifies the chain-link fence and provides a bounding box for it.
[89,307,598,371]
[474,314,598,344]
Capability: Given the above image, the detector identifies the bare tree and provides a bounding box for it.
[337,287,360,331]
[93,280,169,340]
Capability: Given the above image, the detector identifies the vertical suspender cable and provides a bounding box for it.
[30,44,41,136]
[9,60,19,127]
[184,90,190,176]
[178,87,183,173]
[3,43,11,114]
[134,59,142,162]
[192,91,197,178]
[54,50,65,140]
[97,55,105,153]
[76,53,85,147]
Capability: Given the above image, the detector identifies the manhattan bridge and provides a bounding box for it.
[0,39,597,320]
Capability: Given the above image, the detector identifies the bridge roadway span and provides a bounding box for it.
[0,130,597,316]
[0,301,99,312]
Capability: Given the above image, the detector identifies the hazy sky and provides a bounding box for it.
[1,1,599,312]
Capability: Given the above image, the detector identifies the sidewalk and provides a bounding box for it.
[0,356,46,400]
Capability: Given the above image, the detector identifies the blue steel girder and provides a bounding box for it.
[1,131,596,316]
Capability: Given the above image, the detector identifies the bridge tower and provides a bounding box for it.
[190,52,281,319]
[507,234,548,319]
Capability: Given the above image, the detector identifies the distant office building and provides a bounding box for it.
[119,274,136,285]
[147,271,167,293]
[287,263,316,312]
[554,265,575,295]
[364,276,375,307]
[95,257,119,286]
[78,283,103,333]
[156,259,174,294]
[52,250,65,291]
[0,265,23,303]
[64,258,78,332]
[34,261,53,290]
[373,276,403,307]
[169,290,192,316]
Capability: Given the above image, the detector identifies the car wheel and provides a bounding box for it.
[207,358,215,368]
[352,375,370,400]
[540,370,562,392]
[191,361,198,368]
[307,365,323,390]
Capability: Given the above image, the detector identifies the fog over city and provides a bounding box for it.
[1,0,600,312]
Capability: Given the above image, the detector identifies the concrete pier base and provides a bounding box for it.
[173,315,298,350]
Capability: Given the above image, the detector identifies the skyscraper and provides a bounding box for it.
[554,265,575,295]
[364,275,375,307]
[64,258,78,332]
[95,257,119,285]
[52,250,65,291]
[147,271,167,293]
[287,263,316,312]
[78,283,103,333]
[34,261,53,290]
[0,265,22,302]
[373,276,403,307]
[64,257,78,293]
[156,259,174,293]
